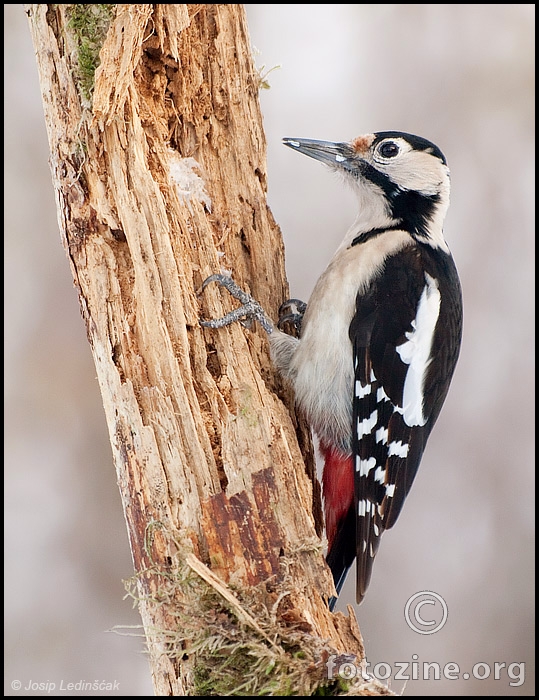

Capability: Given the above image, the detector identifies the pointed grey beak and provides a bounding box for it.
[282,137,356,168]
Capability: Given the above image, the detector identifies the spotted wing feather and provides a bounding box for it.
[350,244,462,603]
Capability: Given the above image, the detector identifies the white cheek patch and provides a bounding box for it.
[396,273,441,426]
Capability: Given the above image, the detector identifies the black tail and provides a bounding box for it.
[326,505,356,611]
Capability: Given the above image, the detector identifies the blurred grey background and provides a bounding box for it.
[5,4,534,696]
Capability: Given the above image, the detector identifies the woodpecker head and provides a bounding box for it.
[283,132,450,251]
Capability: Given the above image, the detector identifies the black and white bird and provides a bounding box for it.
[201,131,463,609]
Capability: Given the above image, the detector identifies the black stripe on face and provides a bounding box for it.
[392,189,441,241]
[356,161,441,241]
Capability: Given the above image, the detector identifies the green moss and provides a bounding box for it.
[121,529,359,696]
[66,4,116,103]
[185,596,358,695]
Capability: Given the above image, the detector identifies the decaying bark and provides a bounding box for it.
[26,4,389,695]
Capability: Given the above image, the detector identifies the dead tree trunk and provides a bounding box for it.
[25,4,386,695]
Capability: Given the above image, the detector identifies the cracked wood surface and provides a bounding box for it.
[26,4,371,695]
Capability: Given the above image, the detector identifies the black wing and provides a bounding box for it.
[350,243,462,603]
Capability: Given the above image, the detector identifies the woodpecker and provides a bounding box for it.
[201,131,463,610]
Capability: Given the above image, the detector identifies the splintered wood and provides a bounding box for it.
[26,4,380,695]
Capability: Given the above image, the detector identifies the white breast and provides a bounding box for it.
[288,229,413,453]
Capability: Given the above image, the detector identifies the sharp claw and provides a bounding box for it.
[278,298,307,317]
[201,273,223,291]
[277,298,307,335]
[277,312,301,329]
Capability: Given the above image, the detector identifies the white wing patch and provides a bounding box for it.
[375,427,388,444]
[374,466,386,483]
[357,456,377,476]
[396,273,441,426]
[355,380,372,398]
[357,409,378,438]
[358,499,376,517]
[388,440,410,458]
[385,483,396,498]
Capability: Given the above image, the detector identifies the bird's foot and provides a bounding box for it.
[277,298,307,336]
[199,274,274,335]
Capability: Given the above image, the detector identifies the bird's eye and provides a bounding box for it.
[378,141,400,158]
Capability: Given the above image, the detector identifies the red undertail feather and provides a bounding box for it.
[320,441,354,549]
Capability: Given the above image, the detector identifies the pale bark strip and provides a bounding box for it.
[25,4,378,695]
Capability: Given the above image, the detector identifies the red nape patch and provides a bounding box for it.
[320,442,354,549]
